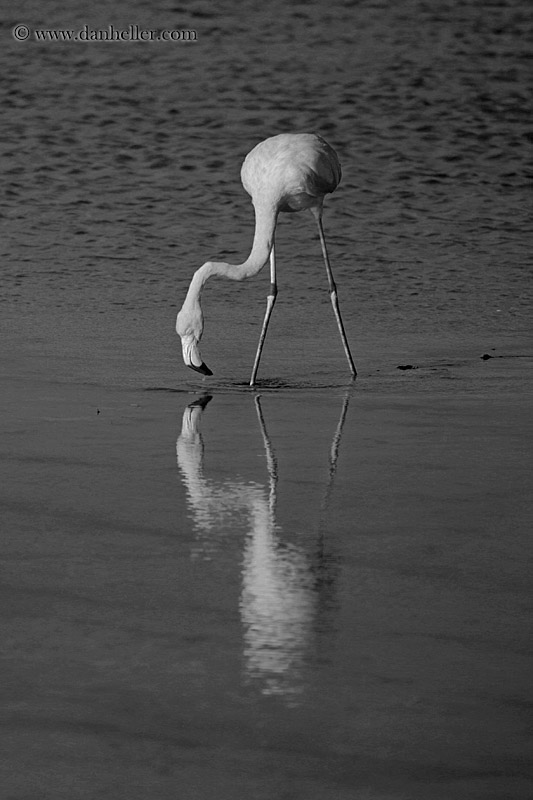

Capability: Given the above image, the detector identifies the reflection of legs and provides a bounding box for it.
[311,207,357,379]
[327,388,351,482]
[250,245,277,387]
[254,394,278,514]
[320,387,352,514]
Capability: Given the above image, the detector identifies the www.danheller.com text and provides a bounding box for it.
[12,24,198,42]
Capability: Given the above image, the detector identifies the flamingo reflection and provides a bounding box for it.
[176,392,350,700]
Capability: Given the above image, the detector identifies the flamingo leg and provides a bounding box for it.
[250,244,277,386]
[311,208,357,379]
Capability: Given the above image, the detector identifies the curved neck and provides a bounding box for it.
[184,201,278,305]
[240,200,278,277]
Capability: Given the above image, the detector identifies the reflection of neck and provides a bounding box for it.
[176,398,275,538]
[183,201,278,308]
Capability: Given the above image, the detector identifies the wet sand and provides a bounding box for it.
[1,318,532,800]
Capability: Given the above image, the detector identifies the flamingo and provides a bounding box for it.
[176,132,357,386]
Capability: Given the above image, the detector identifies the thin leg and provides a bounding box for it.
[250,244,277,386]
[311,207,357,379]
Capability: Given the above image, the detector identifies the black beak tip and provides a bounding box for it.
[188,362,213,377]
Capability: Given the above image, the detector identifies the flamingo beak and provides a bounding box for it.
[182,337,213,376]
[188,361,213,376]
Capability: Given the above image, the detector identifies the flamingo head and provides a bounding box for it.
[176,300,213,376]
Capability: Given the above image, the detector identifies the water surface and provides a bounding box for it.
[1,1,532,797]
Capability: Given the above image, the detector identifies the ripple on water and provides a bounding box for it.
[2,0,531,356]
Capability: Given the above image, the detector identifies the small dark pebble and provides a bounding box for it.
[397,364,415,370]
[481,354,493,360]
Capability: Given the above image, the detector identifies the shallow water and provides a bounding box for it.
[2,0,533,797]
[1,381,532,799]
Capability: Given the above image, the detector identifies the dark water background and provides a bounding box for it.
[2,0,532,385]
[2,2,533,798]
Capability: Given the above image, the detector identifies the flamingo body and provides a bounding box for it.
[176,132,355,384]
[240,133,341,213]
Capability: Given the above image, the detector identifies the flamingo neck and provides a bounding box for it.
[239,200,278,277]
[185,201,278,305]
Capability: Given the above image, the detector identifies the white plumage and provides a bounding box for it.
[176,132,356,385]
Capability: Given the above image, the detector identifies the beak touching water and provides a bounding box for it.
[181,336,213,376]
